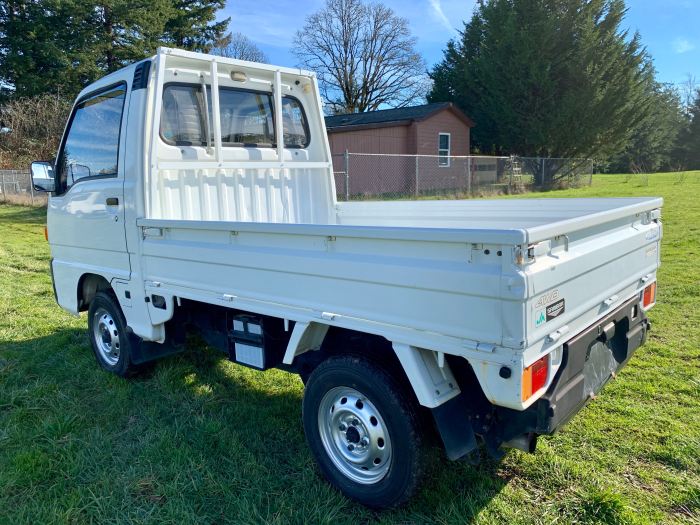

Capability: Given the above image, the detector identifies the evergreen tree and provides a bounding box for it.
[0,1,98,98]
[164,0,228,52]
[0,0,229,99]
[678,90,700,169]
[91,1,175,73]
[429,0,655,167]
[608,83,685,173]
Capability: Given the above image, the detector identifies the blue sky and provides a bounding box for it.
[220,0,700,87]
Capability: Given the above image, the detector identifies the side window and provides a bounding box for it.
[438,133,451,167]
[160,85,310,149]
[161,85,208,146]
[281,97,309,148]
[57,86,126,193]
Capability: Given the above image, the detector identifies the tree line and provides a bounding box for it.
[0,0,267,167]
[428,0,699,173]
[1,0,699,173]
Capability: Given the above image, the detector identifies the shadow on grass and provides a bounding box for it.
[0,203,47,225]
[0,328,508,522]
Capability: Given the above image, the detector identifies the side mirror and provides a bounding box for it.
[31,161,55,192]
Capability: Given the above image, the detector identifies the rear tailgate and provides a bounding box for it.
[521,197,662,351]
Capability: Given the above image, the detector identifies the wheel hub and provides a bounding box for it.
[318,386,392,485]
[345,426,361,444]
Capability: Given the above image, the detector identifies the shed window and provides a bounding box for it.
[438,133,450,167]
[160,84,309,148]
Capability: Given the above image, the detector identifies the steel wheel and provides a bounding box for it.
[92,307,121,366]
[317,386,392,485]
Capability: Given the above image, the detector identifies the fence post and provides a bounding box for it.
[343,149,350,201]
[465,157,471,195]
[29,171,35,205]
[414,155,419,197]
[509,157,514,190]
[540,157,545,187]
[1,171,5,203]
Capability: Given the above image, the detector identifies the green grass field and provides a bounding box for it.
[0,172,698,524]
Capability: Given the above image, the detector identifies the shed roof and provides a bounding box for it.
[324,102,474,132]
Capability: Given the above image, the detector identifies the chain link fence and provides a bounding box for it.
[332,153,593,201]
[0,169,47,206]
[1,155,594,207]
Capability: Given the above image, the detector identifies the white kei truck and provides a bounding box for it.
[31,48,662,509]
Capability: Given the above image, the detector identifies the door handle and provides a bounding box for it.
[106,197,119,206]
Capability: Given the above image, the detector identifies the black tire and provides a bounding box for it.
[87,290,141,377]
[302,355,424,509]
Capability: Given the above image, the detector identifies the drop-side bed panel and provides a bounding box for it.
[137,219,516,346]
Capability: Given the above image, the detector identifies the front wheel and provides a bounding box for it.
[302,355,425,509]
[87,291,141,377]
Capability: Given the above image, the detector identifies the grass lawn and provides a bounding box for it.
[0,172,698,524]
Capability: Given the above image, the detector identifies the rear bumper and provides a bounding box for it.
[486,296,649,451]
[534,296,648,433]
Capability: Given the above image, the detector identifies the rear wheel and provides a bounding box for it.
[302,355,424,509]
[88,291,141,377]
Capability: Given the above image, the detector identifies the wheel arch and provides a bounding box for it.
[77,273,112,312]
[288,325,406,384]
[285,324,463,407]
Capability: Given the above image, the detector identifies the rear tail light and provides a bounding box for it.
[44,226,48,242]
[522,354,549,402]
[642,282,656,310]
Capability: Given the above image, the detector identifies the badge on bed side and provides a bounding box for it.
[533,289,565,328]
[546,299,565,321]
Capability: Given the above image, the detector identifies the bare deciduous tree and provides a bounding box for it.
[680,73,698,114]
[212,32,268,63]
[293,0,429,113]
[0,94,71,168]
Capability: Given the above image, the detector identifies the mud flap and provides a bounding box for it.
[430,393,478,460]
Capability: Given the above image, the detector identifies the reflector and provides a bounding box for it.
[522,354,549,401]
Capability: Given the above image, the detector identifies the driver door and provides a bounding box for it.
[48,82,130,313]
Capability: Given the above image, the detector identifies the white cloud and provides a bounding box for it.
[428,0,457,34]
[673,37,695,54]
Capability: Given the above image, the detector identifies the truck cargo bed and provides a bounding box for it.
[335,197,662,242]
[137,195,661,408]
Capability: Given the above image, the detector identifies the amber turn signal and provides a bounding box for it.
[642,282,656,310]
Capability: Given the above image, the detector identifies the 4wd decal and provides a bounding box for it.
[546,298,566,321]
[533,289,560,309]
